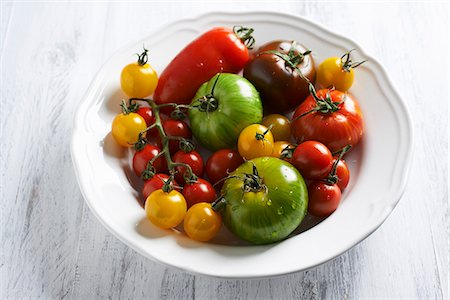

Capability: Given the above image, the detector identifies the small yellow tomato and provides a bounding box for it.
[111,113,147,147]
[145,189,187,229]
[237,124,274,160]
[120,48,158,98]
[183,202,222,242]
[316,50,366,92]
[271,141,295,162]
[262,114,291,141]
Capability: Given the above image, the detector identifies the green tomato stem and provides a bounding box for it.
[127,97,196,182]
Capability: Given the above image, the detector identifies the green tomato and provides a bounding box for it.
[189,73,263,151]
[220,157,308,244]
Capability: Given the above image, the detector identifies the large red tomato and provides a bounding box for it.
[291,89,364,152]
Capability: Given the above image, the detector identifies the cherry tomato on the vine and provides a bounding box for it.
[182,178,216,208]
[307,182,341,217]
[120,48,158,98]
[142,174,179,202]
[262,114,291,141]
[111,113,147,147]
[133,144,167,178]
[145,189,187,229]
[291,141,333,180]
[237,124,274,160]
[183,202,222,242]
[205,149,244,186]
[172,150,204,184]
[158,119,192,154]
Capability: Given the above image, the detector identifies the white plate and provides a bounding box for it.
[71,11,413,278]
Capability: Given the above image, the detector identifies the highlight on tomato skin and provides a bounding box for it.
[183,202,222,242]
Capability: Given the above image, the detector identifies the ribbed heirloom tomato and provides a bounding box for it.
[291,87,364,152]
[220,157,308,244]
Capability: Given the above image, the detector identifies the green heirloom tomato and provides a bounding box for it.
[189,73,263,151]
[220,157,308,244]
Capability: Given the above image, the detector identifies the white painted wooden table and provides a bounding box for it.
[1,1,448,299]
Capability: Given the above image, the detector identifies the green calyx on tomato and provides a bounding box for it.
[218,157,308,245]
[189,73,263,151]
[340,49,367,72]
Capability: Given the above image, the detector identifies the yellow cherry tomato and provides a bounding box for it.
[145,189,187,229]
[238,124,274,160]
[111,113,147,147]
[120,48,158,98]
[316,50,366,92]
[262,114,291,141]
[272,141,295,162]
[183,202,222,242]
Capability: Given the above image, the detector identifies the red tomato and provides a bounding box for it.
[308,182,342,217]
[333,159,350,191]
[142,174,179,203]
[132,145,167,178]
[291,141,333,180]
[136,106,158,138]
[291,89,364,152]
[158,119,192,154]
[154,27,254,106]
[182,178,216,208]
[205,149,244,186]
[172,150,204,184]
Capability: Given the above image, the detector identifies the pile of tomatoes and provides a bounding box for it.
[111,26,365,244]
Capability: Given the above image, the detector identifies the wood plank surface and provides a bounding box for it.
[1,1,448,299]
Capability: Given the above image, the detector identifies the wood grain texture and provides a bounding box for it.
[1,1,448,299]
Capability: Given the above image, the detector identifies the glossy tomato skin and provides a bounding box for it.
[154,27,250,106]
[291,141,333,180]
[158,119,192,154]
[332,159,350,191]
[111,113,147,147]
[145,189,187,229]
[237,124,274,160]
[291,89,364,152]
[308,182,341,217]
[243,40,316,113]
[221,157,308,244]
[142,174,179,202]
[206,149,244,186]
[120,63,158,98]
[317,57,354,92]
[172,150,204,184]
[262,114,291,141]
[189,74,263,151]
[133,145,167,177]
[182,178,216,208]
[184,203,222,242]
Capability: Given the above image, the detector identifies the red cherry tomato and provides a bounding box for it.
[205,149,244,186]
[172,150,204,184]
[154,27,253,106]
[308,182,342,217]
[291,89,364,152]
[135,106,158,137]
[182,178,216,208]
[158,119,192,154]
[291,141,333,180]
[333,159,350,191]
[142,174,179,203]
[132,144,167,178]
